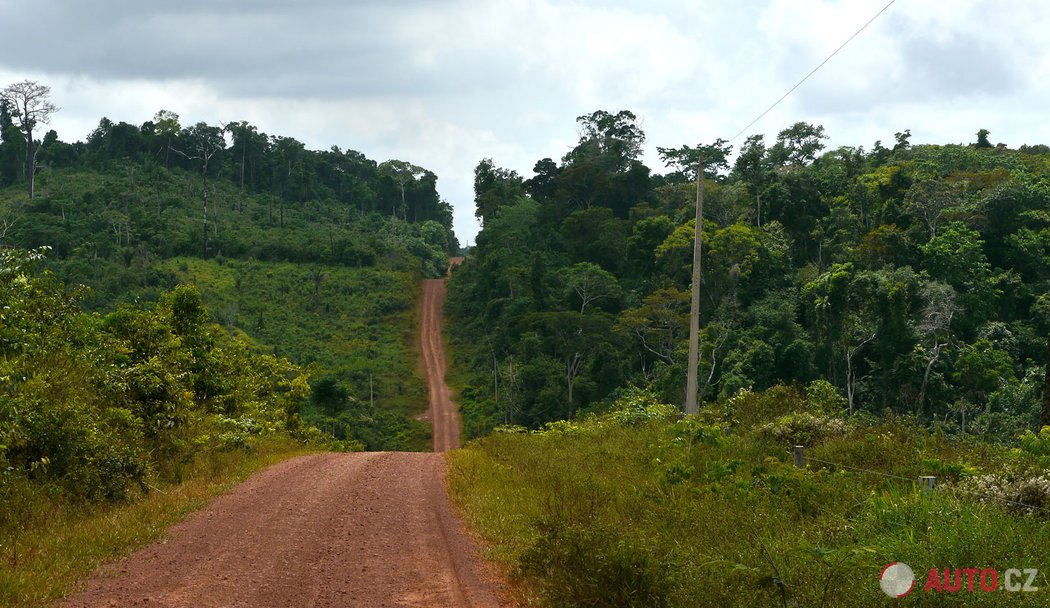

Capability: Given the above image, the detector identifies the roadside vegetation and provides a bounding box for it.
[447,113,1050,606]
[449,385,1050,607]
[0,95,452,604]
[1,435,314,608]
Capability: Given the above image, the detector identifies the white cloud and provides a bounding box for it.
[3,0,1050,243]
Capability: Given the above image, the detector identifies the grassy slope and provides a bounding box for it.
[448,395,1049,607]
[159,257,430,450]
[1,437,316,608]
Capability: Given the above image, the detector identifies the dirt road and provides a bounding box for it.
[63,453,504,607]
[421,278,461,452]
[62,275,506,607]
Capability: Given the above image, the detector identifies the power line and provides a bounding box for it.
[729,0,898,143]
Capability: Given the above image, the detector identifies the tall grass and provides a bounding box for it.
[448,388,1049,607]
[0,436,316,608]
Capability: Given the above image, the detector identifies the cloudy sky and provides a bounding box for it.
[1,0,1047,243]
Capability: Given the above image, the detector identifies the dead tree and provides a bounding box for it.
[2,80,59,199]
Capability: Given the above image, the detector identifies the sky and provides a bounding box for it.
[1,0,1048,244]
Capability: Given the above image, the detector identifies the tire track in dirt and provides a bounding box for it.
[61,453,506,607]
[421,278,461,452]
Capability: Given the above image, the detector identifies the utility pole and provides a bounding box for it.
[684,159,704,415]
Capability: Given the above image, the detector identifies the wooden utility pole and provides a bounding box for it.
[684,160,704,415]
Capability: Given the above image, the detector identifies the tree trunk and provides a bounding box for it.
[684,160,703,414]
[1042,333,1050,428]
[25,124,34,199]
[566,352,581,418]
[846,352,855,416]
[917,344,942,422]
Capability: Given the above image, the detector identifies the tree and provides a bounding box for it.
[2,80,59,199]
[915,282,959,421]
[842,313,877,416]
[378,160,426,219]
[616,288,689,367]
[152,110,181,168]
[1030,294,1050,429]
[0,99,24,186]
[169,122,225,257]
[902,180,963,240]
[564,110,645,172]
[732,134,770,225]
[656,139,732,181]
[770,122,827,166]
[525,310,615,418]
[559,262,621,315]
[975,128,992,149]
[474,158,524,224]
[226,121,268,192]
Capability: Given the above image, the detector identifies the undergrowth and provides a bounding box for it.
[0,436,316,608]
[448,385,1050,607]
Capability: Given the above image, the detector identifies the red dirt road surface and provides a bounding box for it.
[61,276,506,608]
[421,278,461,452]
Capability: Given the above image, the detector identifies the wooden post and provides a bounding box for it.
[793,445,805,469]
[684,159,704,415]
[919,476,937,493]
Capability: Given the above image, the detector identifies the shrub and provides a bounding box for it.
[518,519,670,608]
[805,379,846,414]
[610,387,677,427]
[757,412,848,446]
[723,384,807,427]
[963,471,1050,515]
[1019,426,1050,456]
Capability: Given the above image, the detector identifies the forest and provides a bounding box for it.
[450,110,1050,443]
[445,111,1050,606]
[0,82,457,538]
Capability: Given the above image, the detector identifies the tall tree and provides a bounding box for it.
[169,122,225,257]
[770,122,827,166]
[656,139,732,181]
[914,282,959,421]
[473,158,524,224]
[2,80,59,199]
[378,160,426,219]
[564,110,645,172]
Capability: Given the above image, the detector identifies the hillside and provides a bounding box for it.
[450,113,1050,439]
[0,114,459,450]
[445,113,1050,605]
[0,114,463,603]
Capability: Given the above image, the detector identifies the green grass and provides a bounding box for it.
[158,257,431,450]
[0,436,318,608]
[448,391,1050,607]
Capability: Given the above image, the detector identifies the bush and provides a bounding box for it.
[1019,426,1050,456]
[757,412,848,446]
[609,387,677,427]
[518,520,670,608]
[723,384,807,427]
[964,470,1050,515]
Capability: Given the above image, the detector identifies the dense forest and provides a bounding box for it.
[450,110,1050,442]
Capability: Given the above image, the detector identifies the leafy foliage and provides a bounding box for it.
[450,112,1050,440]
[0,249,314,505]
[449,386,1049,607]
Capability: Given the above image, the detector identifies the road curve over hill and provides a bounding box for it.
[421,278,461,452]
[62,273,506,608]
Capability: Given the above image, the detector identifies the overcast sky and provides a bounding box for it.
[1,0,1047,243]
